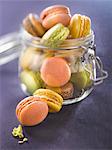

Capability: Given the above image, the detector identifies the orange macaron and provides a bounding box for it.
[16,96,48,126]
[40,5,71,29]
[40,57,71,87]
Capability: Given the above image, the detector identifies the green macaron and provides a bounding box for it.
[20,70,44,94]
[41,23,69,48]
[70,69,93,90]
[70,70,87,90]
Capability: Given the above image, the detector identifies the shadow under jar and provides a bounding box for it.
[19,29,108,105]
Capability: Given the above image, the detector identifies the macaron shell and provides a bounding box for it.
[70,14,81,38]
[85,16,91,36]
[20,70,41,94]
[40,5,70,20]
[40,57,71,87]
[16,96,34,118]
[42,13,71,29]
[76,15,82,38]
[16,96,44,118]
[19,101,48,126]
[78,16,85,37]
[82,16,91,37]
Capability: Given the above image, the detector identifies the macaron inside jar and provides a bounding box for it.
[40,57,71,87]
[41,23,70,48]
[46,82,74,99]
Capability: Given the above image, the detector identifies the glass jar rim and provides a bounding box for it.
[20,27,94,50]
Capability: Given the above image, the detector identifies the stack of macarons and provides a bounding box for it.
[16,89,63,126]
[23,5,91,48]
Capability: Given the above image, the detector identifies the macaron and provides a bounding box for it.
[57,82,74,100]
[20,70,44,94]
[46,82,74,100]
[19,47,36,70]
[33,89,63,112]
[69,14,91,38]
[70,58,93,90]
[23,13,46,37]
[40,5,71,29]
[40,57,71,87]
[70,71,87,90]
[16,96,48,126]
[41,23,69,48]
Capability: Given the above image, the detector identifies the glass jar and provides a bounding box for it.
[0,29,108,105]
[17,28,108,105]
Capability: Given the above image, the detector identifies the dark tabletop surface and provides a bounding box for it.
[0,0,112,150]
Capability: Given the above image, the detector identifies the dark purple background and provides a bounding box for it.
[0,0,112,150]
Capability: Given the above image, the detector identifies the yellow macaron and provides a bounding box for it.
[69,14,91,38]
[33,89,63,113]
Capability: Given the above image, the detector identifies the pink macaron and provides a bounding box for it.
[40,57,71,87]
[40,5,71,29]
[16,96,48,126]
